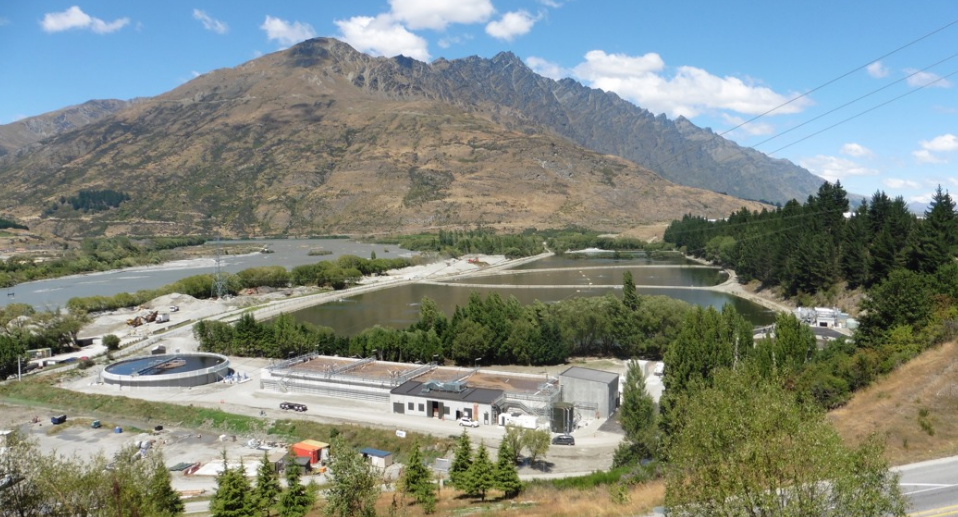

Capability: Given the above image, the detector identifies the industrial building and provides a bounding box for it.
[390,380,501,425]
[558,366,620,419]
[263,354,574,429]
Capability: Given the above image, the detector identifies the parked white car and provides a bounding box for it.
[457,417,479,428]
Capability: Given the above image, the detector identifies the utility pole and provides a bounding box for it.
[211,238,227,299]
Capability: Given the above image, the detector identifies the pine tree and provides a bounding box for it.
[278,456,313,517]
[253,451,281,517]
[493,441,522,498]
[210,458,255,517]
[148,453,185,517]
[460,443,495,501]
[840,202,870,289]
[613,359,658,467]
[909,185,957,273]
[399,441,436,513]
[622,270,638,311]
[449,430,473,487]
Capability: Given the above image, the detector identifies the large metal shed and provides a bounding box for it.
[558,366,619,419]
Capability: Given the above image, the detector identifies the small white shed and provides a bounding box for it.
[359,448,393,469]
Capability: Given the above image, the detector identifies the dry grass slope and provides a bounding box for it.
[829,340,958,465]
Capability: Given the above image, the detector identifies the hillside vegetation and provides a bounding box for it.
[829,339,958,465]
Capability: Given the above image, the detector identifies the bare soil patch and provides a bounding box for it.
[828,340,958,465]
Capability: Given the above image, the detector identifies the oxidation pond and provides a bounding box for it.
[452,266,727,287]
[289,280,776,336]
[512,251,694,270]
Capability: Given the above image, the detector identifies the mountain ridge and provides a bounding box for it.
[0,38,782,238]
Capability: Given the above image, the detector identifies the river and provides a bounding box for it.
[0,239,404,309]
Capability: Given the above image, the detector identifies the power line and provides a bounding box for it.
[645,16,958,188]
[766,67,958,157]
[719,16,958,138]
[752,52,958,149]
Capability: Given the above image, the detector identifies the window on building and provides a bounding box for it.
[418,403,424,412]
[408,402,414,410]
[443,407,450,415]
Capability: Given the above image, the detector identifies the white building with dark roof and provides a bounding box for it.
[559,366,619,419]
[390,379,502,426]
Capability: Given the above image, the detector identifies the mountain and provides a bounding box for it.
[0,39,771,238]
[0,99,130,157]
[403,52,825,204]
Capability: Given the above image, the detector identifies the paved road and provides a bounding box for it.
[899,455,958,516]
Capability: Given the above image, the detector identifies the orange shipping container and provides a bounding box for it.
[291,440,329,464]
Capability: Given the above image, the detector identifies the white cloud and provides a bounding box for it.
[335,15,430,61]
[537,0,563,7]
[866,61,888,78]
[571,50,809,118]
[486,10,537,41]
[913,149,946,164]
[260,15,316,47]
[525,56,569,80]
[920,134,958,152]
[41,6,129,34]
[905,69,952,88]
[388,0,494,30]
[193,9,227,35]
[913,134,957,164]
[840,143,873,158]
[800,155,879,183]
[883,178,921,189]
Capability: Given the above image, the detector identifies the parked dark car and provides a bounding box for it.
[280,402,307,412]
[552,434,575,446]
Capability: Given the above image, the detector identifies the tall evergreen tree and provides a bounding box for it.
[148,453,185,517]
[460,443,495,502]
[278,456,314,517]
[399,442,436,514]
[613,359,658,467]
[449,430,473,487]
[209,458,255,517]
[493,441,522,499]
[253,451,281,517]
[840,201,871,289]
[622,270,638,311]
[909,185,957,273]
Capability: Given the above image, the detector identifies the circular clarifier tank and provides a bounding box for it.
[101,353,230,388]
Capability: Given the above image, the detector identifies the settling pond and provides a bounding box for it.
[288,253,777,335]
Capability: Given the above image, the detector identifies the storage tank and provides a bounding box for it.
[551,402,574,434]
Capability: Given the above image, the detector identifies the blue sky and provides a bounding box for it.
[1,1,956,205]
